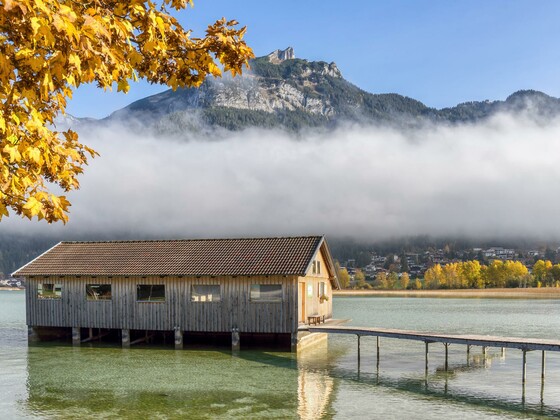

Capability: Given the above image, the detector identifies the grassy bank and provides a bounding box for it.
[333,288,560,299]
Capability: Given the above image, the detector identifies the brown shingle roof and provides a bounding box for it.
[13,236,327,277]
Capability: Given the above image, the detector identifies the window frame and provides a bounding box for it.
[191,284,222,303]
[86,284,112,301]
[136,284,166,303]
[250,284,283,302]
[318,281,326,297]
[38,283,62,300]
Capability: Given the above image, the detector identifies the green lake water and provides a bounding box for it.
[2,290,560,419]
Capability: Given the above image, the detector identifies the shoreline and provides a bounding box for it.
[333,288,560,299]
[0,287,24,291]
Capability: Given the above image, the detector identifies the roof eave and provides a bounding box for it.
[11,242,62,278]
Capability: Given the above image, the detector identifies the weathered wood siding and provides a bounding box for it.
[26,275,298,333]
[297,248,334,322]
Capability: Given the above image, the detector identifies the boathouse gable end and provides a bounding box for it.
[14,236,336,343]
[297,241,337,324]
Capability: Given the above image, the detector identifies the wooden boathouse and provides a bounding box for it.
[13,236,339,351]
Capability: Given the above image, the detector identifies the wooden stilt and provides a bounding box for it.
[444,343,449,371]
[231,327,240,352]
[174,328,183,350]
[72,327,80,346]
[482,346,487,357]
[357,335,361,365]
[466,344,470,366]
[28,327,39,343]
[425,341,429,376]
[122,329,130,348]
[542,350,546,380]
[522,349,527,384]
[376,336,380,361]
[291,332,298,353]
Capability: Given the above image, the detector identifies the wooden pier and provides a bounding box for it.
[305,324,560,394]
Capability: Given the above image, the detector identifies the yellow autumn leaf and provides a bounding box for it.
[0,0,253,223]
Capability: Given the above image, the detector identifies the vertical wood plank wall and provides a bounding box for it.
[297,248,334,322]
[26,275,299,334]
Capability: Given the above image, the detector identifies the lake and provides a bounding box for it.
[2,290,560,419]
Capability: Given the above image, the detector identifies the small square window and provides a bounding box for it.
[38,283,62,299]
[307,284,313,297]
[317,261,321,274]
[250,284,282,302]
[312,261,317,274]
[86,284,112,301]
[319,282,326,297]
[192,285,221,302]
[137,284,165,302]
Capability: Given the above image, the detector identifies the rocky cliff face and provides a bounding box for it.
[112,47,347,122]
[103,48,560,135]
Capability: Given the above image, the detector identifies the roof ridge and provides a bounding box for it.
[60,235,324,244]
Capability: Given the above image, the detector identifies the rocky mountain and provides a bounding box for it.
[84,48,560,135]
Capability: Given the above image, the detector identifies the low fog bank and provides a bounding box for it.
[3,113,560,241]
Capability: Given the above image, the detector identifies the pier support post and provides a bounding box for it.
[425,342,429,376]
[444,343,449,372]
[174,328,183,350]
[72,327,80,346]
[541,350,546,380]
[28,326,39,343]
[357,335,361,366]
[501,347,505,357]
[376,336,380,363]
[482,346,487,357]
[122,329,130,348]
[466,344,470,366]
[291,332,298,353]
[232,327,240,352]
[522,349,527,384]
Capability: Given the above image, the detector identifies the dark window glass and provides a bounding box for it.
[192,285,221,302]
[86,284,112,300]
[250,284,282,301]
[38,283,62,299]
[137,284,165,302]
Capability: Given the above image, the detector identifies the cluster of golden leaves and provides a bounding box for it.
[0,0,253,222]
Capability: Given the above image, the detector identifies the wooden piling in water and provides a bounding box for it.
[231,327,240,352]
[425,341,429,375]
[357,335,361,365]
[444,343,449,371]
[121,329,130,348]
[522,349,527,384]
[72,327,80,346]
[174,328,183,350]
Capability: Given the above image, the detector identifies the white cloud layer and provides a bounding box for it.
[4,113,560,241]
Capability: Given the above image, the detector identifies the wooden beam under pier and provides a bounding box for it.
[305,325,560,353]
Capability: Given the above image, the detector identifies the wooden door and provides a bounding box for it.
[299,282,306,323]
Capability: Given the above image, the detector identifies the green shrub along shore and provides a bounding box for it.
[337,259,560,290]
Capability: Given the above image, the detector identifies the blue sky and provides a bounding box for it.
[68,0,560,118]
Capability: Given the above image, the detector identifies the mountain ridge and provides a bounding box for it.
[66,48,560,135]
